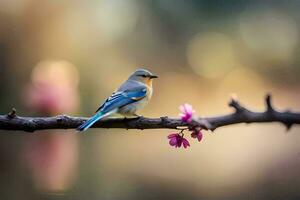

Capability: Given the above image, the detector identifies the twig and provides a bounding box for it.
[0,94,299,132]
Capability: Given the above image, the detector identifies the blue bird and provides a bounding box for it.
[77,68,158,132]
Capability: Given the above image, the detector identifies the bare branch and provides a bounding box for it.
[265,94,274,112]
[0,95,300,132]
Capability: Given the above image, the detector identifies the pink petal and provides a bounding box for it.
[184,104,194,114]
[179,105,185,113]
[169,138,177,146]
[179,104,190,114]
[191,129,203,142]
[184,104,193,113]
[186,116,193,123]
[167,133,178,139]
[168,133,192,149]
[182,138,190,148]
[197,132,203,142]
[179,103,194,123]
[180,114,193,123]
[175,136,182,148]
[177,141,182,148]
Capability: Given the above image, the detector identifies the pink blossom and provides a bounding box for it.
[179,103,195,123]
[191,129,203,142]
[167,133,190,148]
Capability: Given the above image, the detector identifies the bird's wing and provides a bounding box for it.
[95,85,147,113]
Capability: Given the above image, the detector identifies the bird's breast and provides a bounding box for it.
[146,85,153,100]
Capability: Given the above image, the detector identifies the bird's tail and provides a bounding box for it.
[76,112,104,132]
[76,109,117,132]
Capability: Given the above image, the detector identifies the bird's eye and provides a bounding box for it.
[142,75,147,78]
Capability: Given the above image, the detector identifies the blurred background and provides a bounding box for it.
[0,0,300,199]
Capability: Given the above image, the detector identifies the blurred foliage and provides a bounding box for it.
[0,0,300,199]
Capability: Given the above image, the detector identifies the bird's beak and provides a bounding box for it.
[150,75,158,79]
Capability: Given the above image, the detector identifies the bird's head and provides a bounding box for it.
[129,68,158,85]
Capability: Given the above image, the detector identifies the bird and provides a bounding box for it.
[76,68,158,132]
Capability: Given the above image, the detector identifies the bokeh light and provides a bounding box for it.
[239,8,299,64]
[25,60,80,114]
[22,60,80,192]
[187,32,238,79]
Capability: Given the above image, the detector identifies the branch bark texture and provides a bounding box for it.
[1,95,299,132]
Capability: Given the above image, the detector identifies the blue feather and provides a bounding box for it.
[98,89,147,113]
[77,86,147,132]
[76,112,104,132]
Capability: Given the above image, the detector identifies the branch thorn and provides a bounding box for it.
[7,108,17,119]
[160,116,168,122]
[229,97,244,113]
[285,123,293,131]
[265,94,274,112]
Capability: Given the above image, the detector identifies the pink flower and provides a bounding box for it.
[191,129,203,142]
[167,133,190,148]
[179,103,195,123]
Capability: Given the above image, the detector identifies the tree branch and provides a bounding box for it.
[0,94,299,132]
